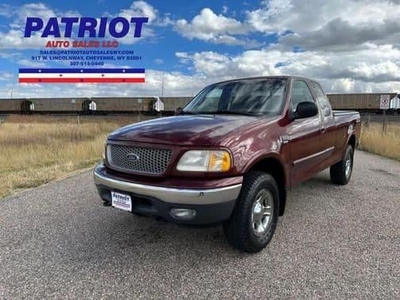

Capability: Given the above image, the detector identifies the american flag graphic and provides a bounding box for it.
[18,68,146,83]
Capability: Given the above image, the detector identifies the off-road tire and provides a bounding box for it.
[330,145,354,185]
[223,171,279,253]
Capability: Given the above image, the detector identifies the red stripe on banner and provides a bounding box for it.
[19,78,146,83]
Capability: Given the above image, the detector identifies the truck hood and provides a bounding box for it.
[108,115,275,146]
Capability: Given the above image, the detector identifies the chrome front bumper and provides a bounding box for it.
[93,164,242,205]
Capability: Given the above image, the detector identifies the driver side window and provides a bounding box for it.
[290,80,315,112]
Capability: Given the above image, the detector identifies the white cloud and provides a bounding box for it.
[175,45,400,93]
[173,0,400,50]
[119,1,157,23]
[0,3,79,49]
[175,8,250,44]
[16,3,57,26]
[112,1,162,45]
[17,58,47,68]
[0,30,46,49]
[169,0,400,92]
[246,0,400,50]
[156,15,174,27]
[0,71,13,81]
[329,78,355,93]
[247,0,397,33]
[279,18,400,51]
[0,4,12,17]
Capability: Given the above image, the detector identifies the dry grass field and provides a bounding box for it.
[359,122,400,161]
[0,114,398,199]
[0,115,145,198]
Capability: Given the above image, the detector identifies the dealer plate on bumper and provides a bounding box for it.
[111,191,132,212]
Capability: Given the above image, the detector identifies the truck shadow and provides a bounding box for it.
[102,214,240,255]
[59,171,339,267]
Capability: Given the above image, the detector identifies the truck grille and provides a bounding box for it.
[108,145,172,175]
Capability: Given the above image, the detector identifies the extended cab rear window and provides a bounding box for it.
[312,82,332,117]
[290,80,316,112]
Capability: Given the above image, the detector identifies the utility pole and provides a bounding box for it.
[161,65,165,97]
[10,89,14,111]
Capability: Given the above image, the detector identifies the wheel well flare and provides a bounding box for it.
[249,158,286,216]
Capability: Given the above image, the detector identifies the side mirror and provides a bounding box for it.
[294,101,318,119]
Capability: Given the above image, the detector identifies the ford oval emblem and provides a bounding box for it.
[126,153,140,162]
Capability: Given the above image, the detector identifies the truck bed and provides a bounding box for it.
[332,110,360,116]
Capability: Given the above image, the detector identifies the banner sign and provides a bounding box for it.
[24,17,148,39]
[21,16,148,84]
[18,68,145,83]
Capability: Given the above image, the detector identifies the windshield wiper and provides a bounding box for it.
[179,111,200,115]
[180,110,258,116]
[209,110,258,116]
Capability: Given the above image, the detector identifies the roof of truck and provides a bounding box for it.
[212,75,314,85]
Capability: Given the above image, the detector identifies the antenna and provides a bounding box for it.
[161,66,165,97]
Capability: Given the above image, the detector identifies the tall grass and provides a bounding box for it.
[0,115,141,198]
[359,122,400,161]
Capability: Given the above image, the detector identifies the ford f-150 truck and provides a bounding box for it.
[94,76,361,253]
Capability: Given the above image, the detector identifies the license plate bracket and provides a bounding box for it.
[111,191,132,212]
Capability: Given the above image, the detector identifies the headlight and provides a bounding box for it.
[177,150,231,172]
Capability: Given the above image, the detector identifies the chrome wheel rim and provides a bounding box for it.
[345,154,352,179]
[251,189,274,236]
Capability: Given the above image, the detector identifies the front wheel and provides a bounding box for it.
[330,145,354,185]
[223,171,279,253]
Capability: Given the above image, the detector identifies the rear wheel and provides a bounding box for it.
[330,145,354,185]
[223,171,279,253]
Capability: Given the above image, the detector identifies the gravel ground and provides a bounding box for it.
[0,150,399,299]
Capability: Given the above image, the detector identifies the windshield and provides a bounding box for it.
[182,78,287,116]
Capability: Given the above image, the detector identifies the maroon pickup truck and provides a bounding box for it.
[94,76,360,253]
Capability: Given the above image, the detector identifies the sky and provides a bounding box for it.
[0,0,400,98]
